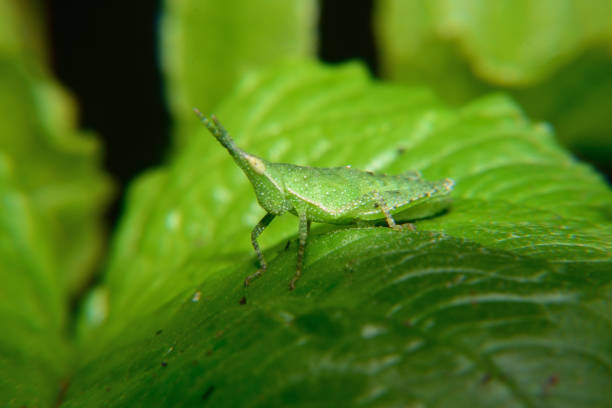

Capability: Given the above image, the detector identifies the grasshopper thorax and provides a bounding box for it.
[239,153,290,215]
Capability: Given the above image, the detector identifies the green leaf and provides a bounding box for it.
[512,51,612,173]
[0,168,72,408]
[66,62,611,407]
[374,0,612,168]
[0,0,46,64]
[0,0,113,295]
[0,59,113,294]
[0,3,112,406]
[160,0,318,148]
[376,0,612,86]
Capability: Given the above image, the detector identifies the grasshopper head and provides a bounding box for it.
[194,109,289,214]
[240,152,290,214]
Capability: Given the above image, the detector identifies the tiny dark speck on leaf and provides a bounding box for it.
[155,329,162,335]
[284,240,291,250]
[470,290,478,306]
[542,374,559,395]
[161,361,167,367]
[239,296,247,305]
[206,349,213,356]
[54,377,70,407]
[202,385,215,401]
[397,147,406,155]
[480,373,492,385]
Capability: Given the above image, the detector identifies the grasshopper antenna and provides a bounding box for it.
[193,108,216,134]
[193,108,242,156]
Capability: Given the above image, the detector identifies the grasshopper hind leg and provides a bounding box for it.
[374,191,416,231]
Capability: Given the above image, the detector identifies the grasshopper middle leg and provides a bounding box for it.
[290,212,310,290]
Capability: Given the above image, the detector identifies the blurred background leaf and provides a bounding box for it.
[0,1,113,295]
[0,0,112,406]
[0,162,72,407]
[65,62,612,407]
[160,0,318,149]
[0,0,46,63]
[375,0,612,177]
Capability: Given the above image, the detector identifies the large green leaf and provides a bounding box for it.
[374,0,612,169]
[66,62,612,407]
[160,0,318,148]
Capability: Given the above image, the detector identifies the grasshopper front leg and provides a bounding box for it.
[245,213,275,287]
[289,212,311,290]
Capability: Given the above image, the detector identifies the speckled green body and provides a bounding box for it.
[195,110,454,289]
[269,164,453,224]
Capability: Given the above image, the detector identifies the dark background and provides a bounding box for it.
[45,0,377,225]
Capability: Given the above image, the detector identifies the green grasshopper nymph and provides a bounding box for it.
[194,109,454,290]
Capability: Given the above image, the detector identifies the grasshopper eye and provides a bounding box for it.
[245,155,266,175]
